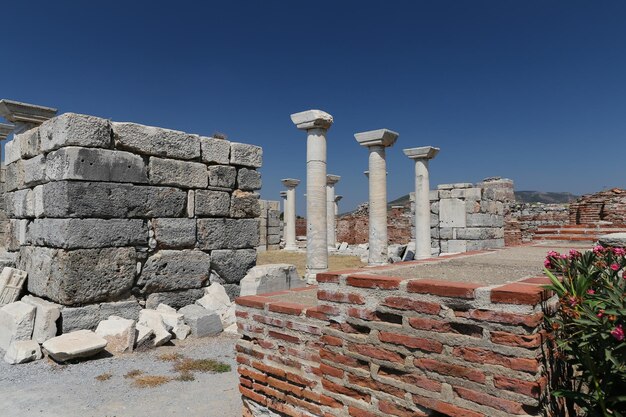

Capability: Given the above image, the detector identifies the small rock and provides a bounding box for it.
[42,330,107,362]
[196,283,235,327]
[95,316,136,354]
[0,301,36,352]
[179,304,223,337]
[138,310,171,347]
[4,340,42,364]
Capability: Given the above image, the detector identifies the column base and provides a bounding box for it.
[284,245,299,251]
[305,268,328,285]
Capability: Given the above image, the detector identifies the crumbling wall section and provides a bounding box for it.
[336,203,412,245]
[4,113,262,312]
[569,188,626,225]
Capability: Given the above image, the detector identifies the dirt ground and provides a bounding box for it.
[257,250,365,277]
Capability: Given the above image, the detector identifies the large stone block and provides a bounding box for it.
[194,190,230,217]
[0,301,35,352]
[145,288,206,310]
[5,189,34,218]
[148,157,208,188]
[200,137,230,164]
[23,154,47,187]
[151,218,196,249]
[14,128,40,159]
[4,340,42,364]
[46,147,148,183]
[230,142,262,168]
[466,213,504,227]
[236,168,261,191]
[439,198,466,228]
[466,238,505,251]
[455,227,504,240]
[112,122,201,160]
[210,249,256,284]
[239,264,305,296]
[28,219,147,249]
[39,113,112,153]
[61,300,141,332]
[96,317,136,355]
[6,220,30,251]
[138,250,211,293]
[197,218,259,250]
[230,190,260,218]
[36,182,186,218]
[19,246,137,305]
[207,165,236,188]
[4,138,22,165]
[5,161,24,191]
[178,304,222,337]
[21,295,61,344]
[43,330,108,362]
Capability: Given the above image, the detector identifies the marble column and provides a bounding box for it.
[326,175,340,250]
[404,146,440,260]
[290,110,333,282]
[334,195,342,218]
[281,178,300,251]
[355,129,399,266]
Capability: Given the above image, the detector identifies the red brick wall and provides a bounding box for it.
[336,207,411,245]
[236,260,553,417]
[569,188,626,225]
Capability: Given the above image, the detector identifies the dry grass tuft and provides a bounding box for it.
[157,352,184,362]
[132,375,171,388]
[95,372,112,381]
[174,371,196,382]
[173,358,231,374]
[124,369,144,379]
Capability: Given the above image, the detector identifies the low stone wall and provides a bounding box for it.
[236,262,552,417]
[505,203,570,244]
[4,112,262,312]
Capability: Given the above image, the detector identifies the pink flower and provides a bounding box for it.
[569,250,581,258]
[611,325,625,342]
[593,245,605,253]
[587,289,595,295]
[547,251,559,258]
[611,263,620,271]
[614,247,626,256]
[560,254,569,260]
[544,259,552,268]
[568,296,578,307]
[598,311,604,318]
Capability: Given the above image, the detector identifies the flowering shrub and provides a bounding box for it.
[545,246,626,416]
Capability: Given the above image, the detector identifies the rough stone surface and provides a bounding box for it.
[148,157,208,188]
[239,264,305,296]
[200,136,230,164]
[21,295,61,343]
[230,142,262,168]
[209,249,256,284]
[139,250,210,293]
[0,301,35,352]
[19,246,136,306]
[178,304,223,337]
[60,300,142,333]
[236,168,261,191]
[207,165,236,188]
[134,323,154,348]
[95,316,136,354]
[230,190,260,218]
[598,233,626,247]
[155,305,190,340]
[196,283,235,327]
[46,147,148,183]
[151,218,196,249]
[23,154,47,187]
[14,128,41,159]
[43,330,108,362]
[194,190,230,217]
[113,122,201,160]
[137,310,171,347]
[197,219,259,250]
[145,288,206,310]
[39,113,111,153]
[0,267,28,306]
[4,340,42,364]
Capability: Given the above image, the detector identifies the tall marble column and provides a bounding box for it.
[404,146,439,260]
[355,129,399,266]
[290,110,333,282]
[326,175,340,250]
[281,178,300,251]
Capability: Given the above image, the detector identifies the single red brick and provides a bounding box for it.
[320,348,361,367]
[348,374,405,398]
[319,363,344,378]
[252,361,287,378]
[349,343,404,363]
[346,274,402,290]
[407,279,480,298]
[316,272,342,283]
[267,376,304,396]
[238,322,265,334]
[456,309,543,327]
[236,354,250,365]
[493,375,546,399]
[322,378,371,402]
[285,394,322,415]
[253,382,286,401]
[268,330,300,344]
[319,394,343,408]
[413,358,486,383]
[265,397,301,417]
[382,296,441,315]
[408,316,451,332]
[285,371,316,388]
[236,295,268,309]
[454,386,531,414]
[305,306,329,321]
[317,289,366,304]
[239,385,267,405]
[379,400,427,417]
[286,320,322,335]
[235,310,250,318]
[268,301,305,316]
[379,331,443,353]
[491,283,549,305]
[236,343,265,359]
[412,395,484,417]
[347,308,378,321]
[519,276,552,285]
[257,339,276,350]
[317,304,342,315]
[377,367,442,393]
[239,366,268,383]
[321,335,343,347]
[348,406,378,417]
[253,314,285,327]
[490,331,544,349]
[452,346,539,373]
[240,376,253,388]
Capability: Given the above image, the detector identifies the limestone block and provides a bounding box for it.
[196,283,236,327]
[451,187,482,200]
[267,234,280,245]
[43,330,108,362]
[21,295,61,344]
[267,211,281,228]
[61,300,141,332]
[151,218,196,249]
[19,246,137,305]
[145,288,205,310]
[197,219,259,250]
[439,198,466,228]
[46,147,148,183]
[483,188,512,202]
[23,154,46,187]
[178,304,223,337]
[237,168,261,191]
[28,219,147,249]
[207,165,236,188]
[430,201,439,214]
[112,122,200,160]
[187,190,195,218]
[599,233,626,247]
[137,310,171,347]
[455,227,504,240]
[36,182,186,218]
[5,161,24,191]
[200,136,230,164]
[6,220,31,251]
[155,305,190,340]
[4,138,22,165]
[466,238,505,251]
[439,227,454,239]
[0,267,28,307]
[447,240,467,253]
[209,249,256,284]
[96,317,136,354]
[230,142,262,168]
[0,301,36,351]
[466,213,504,227]
[239,264,305,296]
[5,189,34,218]
[138,250,210,293]
[437,184,455,190]
[134,324,154,348]
[4,340,42,364]
[148,157,208,188]
[431,213,439,228]
[465,200,481,214]
[231,190,260,218]
[39,113,111,153]
[14,128,40,159]
[195,190,230,217]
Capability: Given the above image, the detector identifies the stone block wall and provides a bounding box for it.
[236,266,553,417]
[505,203,569,244]
[258,200,281,251]
[0,160,7,245]
[4,112,262,309]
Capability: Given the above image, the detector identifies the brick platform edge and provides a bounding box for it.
[236,263,556,417]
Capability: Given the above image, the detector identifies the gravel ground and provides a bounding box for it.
[0,334,242,417]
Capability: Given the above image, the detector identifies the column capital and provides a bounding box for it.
[403,146,440,160]
[326,174,341,185]
[0,99,57,125]
[0,122,15,140]
[281,178,301,188]
[355,129,399,148]
[290,109,333,130]
[335,195,343,203]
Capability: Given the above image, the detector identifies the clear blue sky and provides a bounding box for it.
[3,1,625,215]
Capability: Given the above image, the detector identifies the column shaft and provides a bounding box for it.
[415,159,431,259]
[368,145,388,265]
[306,128,328,276]
[285,188,297,250]
[326,184,336,250]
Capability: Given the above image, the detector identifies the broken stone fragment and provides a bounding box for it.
[178,304,223,337]
[239,264,305,296]
[4,340,42,364]
[42,330,107,362]
[137,310,171,347]
[21,295,61,344]
[155,304,190,340]
[95,316,136,355]
[196,283,236,328]
[0,301,35,352]
[134,324,154,349]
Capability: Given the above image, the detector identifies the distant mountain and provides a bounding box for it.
[514,191,578,204]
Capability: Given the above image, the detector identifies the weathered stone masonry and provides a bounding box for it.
[4,112,262,323]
